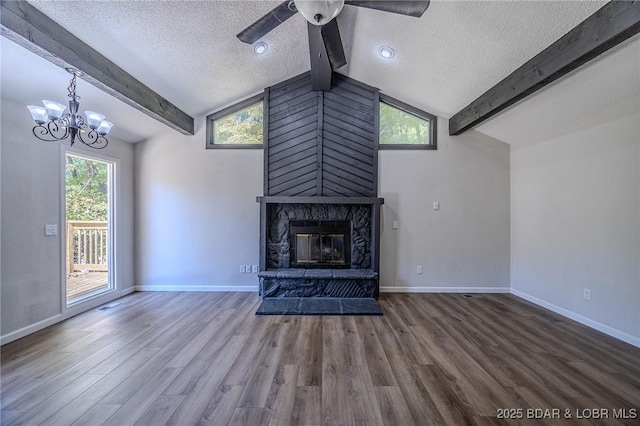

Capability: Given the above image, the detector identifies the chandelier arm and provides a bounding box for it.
[90,137,108,149]
[77,129,109,149]
[31,120,72,142]
[32,124,58,142]
[50,120,72,141]
[47,120,63,138]
[74,115,87,129]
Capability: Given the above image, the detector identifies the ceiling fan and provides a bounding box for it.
[237,0,430,91]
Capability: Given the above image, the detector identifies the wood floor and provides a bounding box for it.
[1,292,639,425]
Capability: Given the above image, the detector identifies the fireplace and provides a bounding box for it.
[290,220,350,268]
[257,197,383,299]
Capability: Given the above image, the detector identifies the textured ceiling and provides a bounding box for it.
[476,36,640,148]
[3,0,636,147]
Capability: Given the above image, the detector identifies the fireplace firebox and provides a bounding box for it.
[289,220,350,268]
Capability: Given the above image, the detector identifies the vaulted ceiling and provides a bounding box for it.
[2,1,638,147]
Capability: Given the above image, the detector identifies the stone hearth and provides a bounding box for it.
[259,268,377,298]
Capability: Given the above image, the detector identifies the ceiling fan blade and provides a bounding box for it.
[308,23,332,91]
[321,19,347,70]
[237,1,298,44]
[345,0,430,17]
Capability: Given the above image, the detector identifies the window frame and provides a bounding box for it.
[206,93,265,149]
[378,94,437,150]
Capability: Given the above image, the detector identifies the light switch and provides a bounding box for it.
[45,224,57,236]
[433,202,439,210]
[392,220,399,229]
[252,265,258,273]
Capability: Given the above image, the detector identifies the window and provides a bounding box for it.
[379,94,437,149]
[206,93,264,148]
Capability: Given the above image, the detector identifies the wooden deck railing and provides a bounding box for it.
[66,221,108,273]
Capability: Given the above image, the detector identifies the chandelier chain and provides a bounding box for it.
[67,73,81,101]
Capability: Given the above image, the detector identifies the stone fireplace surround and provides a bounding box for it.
[257,196,383,300]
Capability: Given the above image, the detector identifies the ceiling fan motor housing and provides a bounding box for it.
[295,0,345,26]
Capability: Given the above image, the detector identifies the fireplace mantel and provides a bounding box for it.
[257,196,384,206]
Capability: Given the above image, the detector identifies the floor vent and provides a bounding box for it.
[97,304,117,311]
[463,294,474,298]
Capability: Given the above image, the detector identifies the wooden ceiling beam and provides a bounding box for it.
[449,1,640,136]
[1,0,194,135]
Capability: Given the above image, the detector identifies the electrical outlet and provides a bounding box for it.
[392,220,399,229]
[251,265,258,273]
[583,288,591,300]
[44,224,57,236]
[417,265,423,274]
[240,265,246,274]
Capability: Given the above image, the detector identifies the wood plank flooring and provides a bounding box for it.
[1,292,639,425]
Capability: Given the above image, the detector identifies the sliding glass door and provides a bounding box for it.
[64,152,115,305]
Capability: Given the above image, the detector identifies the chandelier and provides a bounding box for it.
[27,68,113,149]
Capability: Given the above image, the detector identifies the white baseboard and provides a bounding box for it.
[380,286,510,293]
[511,288,640,349]
[135,285,258,292]
[0,287,136,346]
[0,314,64,346]
[5,284,637,350]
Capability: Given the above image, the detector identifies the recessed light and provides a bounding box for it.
[254,42,268,55]
[378,46,395,60]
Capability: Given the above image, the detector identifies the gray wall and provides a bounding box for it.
[511,105,640,344]
[379,120,511,291]
[135,116,263,290]
[1,98,135,342]
[135,115,511,293]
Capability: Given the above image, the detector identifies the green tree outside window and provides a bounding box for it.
[379,102,431,146]
[378,95,436,149]
[213,102,263,145]
[66,155,108,221]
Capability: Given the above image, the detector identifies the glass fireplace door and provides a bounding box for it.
[290,221,351,268]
